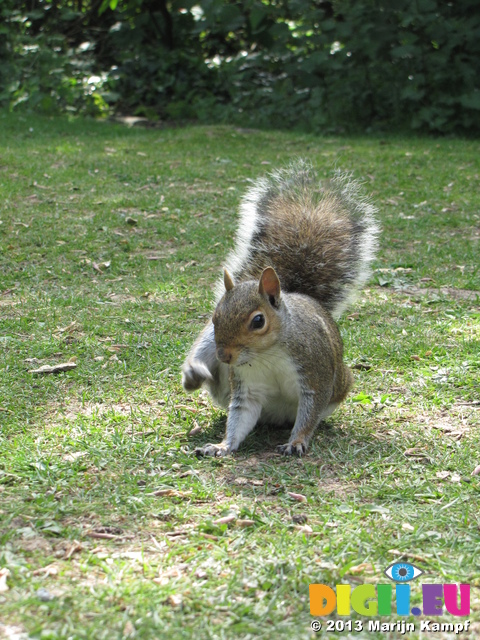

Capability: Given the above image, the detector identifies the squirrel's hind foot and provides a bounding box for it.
[277,441,307,457]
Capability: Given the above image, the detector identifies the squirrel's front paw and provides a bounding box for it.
[182,359,213,391]
[195,442,232,457]
[277,442,307,456]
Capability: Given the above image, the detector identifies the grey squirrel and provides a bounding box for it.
[182,160,379,456]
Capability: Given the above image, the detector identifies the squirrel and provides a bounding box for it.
[182,160,379,457]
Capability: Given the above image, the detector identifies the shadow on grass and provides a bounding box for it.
[190,413,403,475]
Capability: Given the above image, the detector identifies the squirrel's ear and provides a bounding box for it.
[224,269,235,292]
[259,267,281,307]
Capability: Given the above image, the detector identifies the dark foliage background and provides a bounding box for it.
[1,0,479,133]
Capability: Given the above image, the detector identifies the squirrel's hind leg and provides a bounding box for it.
[278,365,354,456]
[277,389,336,456]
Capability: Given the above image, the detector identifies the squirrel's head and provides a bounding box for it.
[212,267,282,366]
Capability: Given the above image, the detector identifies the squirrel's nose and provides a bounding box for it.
[216,346,233,364]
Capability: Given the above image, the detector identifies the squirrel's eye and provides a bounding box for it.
[250,314,265,330]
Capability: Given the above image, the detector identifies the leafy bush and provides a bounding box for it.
[0,1,112,116]
[191,0,480,134]
[1,0,479,133]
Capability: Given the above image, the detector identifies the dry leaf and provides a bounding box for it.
[402,523,415,531]
[174,404,198,413]
[32,564,59,576]
[149,489,191,498]
[234,476,263,486]
[472,465,480,476]
[195,569,208,579]
[213,515,236,526]
[188,421,202,436]
[153,568,182,585]
[92,262,103,274]
[294,524,313,535]
[86,532,118,540]
[64,541,83,559]
[432,423,454,432]
[287,491,307,502]
[436,471,450,480]
[29,362,77,374]
[123,620,135,638]
[63,451,87,462]
[167,594,182,607]
[404,447,429,459]
[0,568,10,592]
[165,529,192,539]
[199,533,218,541]
[234,477,249,485]
[349,563,376,575]
[236,519,255,528]
[56,321,77,334]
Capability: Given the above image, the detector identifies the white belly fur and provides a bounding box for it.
[236,345,300,425]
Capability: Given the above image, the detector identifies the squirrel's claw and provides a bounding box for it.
[277,442,306,457]
[195,442,232,458]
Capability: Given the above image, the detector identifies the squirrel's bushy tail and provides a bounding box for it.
[219,160,380,318]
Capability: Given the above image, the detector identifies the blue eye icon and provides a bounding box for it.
[384,562,423,582]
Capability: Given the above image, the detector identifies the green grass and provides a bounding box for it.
[0,112,479,640]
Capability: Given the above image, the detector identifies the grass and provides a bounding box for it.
[0,111,479,640]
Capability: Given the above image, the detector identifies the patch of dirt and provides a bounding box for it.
[13,536,53,554]
[0,299,20,308]
[417,410,476,438]
[379,405,478,440]
[59,400,160,422]
[100,293,139,304]
[396,285,479,301]
[317,478,356,500]
[213,452,356,500]
[0,623,29,640]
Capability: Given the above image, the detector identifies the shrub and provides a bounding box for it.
[1,0,479,134]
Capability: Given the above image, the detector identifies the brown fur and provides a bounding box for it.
[225,162,379,318]
[183,161,379,457]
